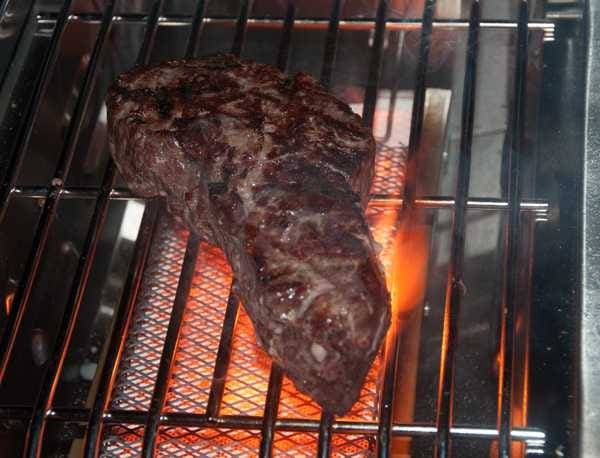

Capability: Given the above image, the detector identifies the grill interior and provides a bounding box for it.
[0,0,584,457]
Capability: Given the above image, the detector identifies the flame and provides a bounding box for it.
[370,204,429,326]
[389,219,429,319]
[4,292,13,317]
[384,212,430,457]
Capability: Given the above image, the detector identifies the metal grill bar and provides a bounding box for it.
[6,185,550,212]
[1,404,545,441]
[198,3,254,425]
[142,234,200,457]
[0,1,8,21]
[136,0,164,67]
[320,0,343,88]
[0,0,73,224]
[232,0,253,57]
[0,405,546,441]
[83,200,162,458]
[10,186,135,199]
[434,2,480,457]
[317,412,334,457]
[276,2,295,73]
[377,1,435,456]
[257,11,296,456]
[362,0,387,129]
[185,0,208,59]
[140,2,211,451]
[34,13,555,37]
[313,3,345,447]
[405,0,435,204]
[498,2,529,457]
[258,364,284,458]
[0,0,35,92]
[205,292,239,417]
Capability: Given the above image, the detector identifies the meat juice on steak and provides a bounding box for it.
[106,55,391,415]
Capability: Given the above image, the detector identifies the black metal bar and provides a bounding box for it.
[403,0,436,204]
[139,17,208,451]
[320,0,343,89]
[0,0,115,384]
[82,200,161,458]
[10,186,131,199]
[0,203,52,382]
[136,0,165,65]
[433,2,480,457]
[141,234,200,457]
[377,338,400,458]
[498,2,529,457]
[380,31,402,144]
[174,0,262,371]
[276,2,295,72]
[0,405,548,441]
[317,412,334,457]
[185,0,208,58]
[0,0,73,224]
[362,0,388,128]
[205,291,239,418]
[258,364,284,458]
[255,10,300,455]
[7,186,550,213]
[231,0,253,57]
[376,1,436,457]
[32,10,554,30]
[0,0,36,93]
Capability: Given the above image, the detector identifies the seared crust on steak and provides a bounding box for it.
[106,54,390,415]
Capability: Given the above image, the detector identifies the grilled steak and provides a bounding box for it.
[106,55,390,415]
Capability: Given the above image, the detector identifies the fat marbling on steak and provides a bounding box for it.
[106,55,390,415]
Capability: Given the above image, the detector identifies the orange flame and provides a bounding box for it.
[4,292,13,317]
[389,219,429,319]
[386,213,430,457]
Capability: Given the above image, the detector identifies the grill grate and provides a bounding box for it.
[0,0,573,457]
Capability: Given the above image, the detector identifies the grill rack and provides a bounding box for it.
[0,0,558,457]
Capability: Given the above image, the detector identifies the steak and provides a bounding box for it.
[106,55,391,415]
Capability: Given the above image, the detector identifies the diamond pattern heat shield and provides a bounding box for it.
[109,217,188,412]
[164,242,233,414]
[157,427,261,457]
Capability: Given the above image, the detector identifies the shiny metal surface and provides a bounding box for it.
[34,14,557,39]
[582,0,600,456]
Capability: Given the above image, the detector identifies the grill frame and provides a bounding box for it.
[0,0,584,457]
